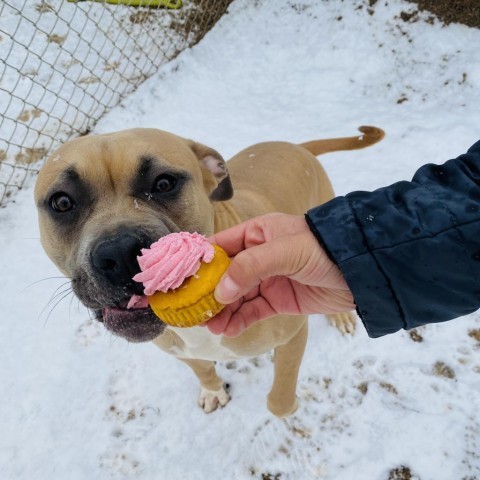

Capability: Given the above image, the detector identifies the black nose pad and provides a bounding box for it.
[91,233,147,292]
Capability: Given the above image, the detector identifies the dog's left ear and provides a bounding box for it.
[189,141,233,201]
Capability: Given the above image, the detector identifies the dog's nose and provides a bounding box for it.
[91,233,147,289]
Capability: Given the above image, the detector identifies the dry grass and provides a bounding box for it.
[408,0,480,28]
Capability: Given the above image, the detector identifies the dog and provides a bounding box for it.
[35,126,384,416]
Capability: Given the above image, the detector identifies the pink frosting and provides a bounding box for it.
[129,232,215,306]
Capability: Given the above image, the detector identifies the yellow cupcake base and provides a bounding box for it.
[148,245,230,327]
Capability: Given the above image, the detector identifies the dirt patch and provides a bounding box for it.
[468,329,480,343]
[357,382,369,395]
[357,381,398,395]
[129,10,154,24]
[260,474,281,480]
[15,147,48,164]
[47,33,66,45]
[379,381,398,395]
[388,466,415,480]
[433,361,456,379]
[35,2,54,13]
[18,108,42,123]
[409,329,423,342]
[171,0,233,45]
[407,0,480,28]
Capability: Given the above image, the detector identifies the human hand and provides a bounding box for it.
[206,213,354,337]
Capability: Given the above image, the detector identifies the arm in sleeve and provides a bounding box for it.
[305,140,480,338]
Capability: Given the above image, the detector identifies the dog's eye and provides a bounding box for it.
[50,192,76,212]
[152,174,177,194]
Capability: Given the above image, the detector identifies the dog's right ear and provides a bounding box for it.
[189,141,233,202]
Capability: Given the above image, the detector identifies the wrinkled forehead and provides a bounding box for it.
[34,129,198,200]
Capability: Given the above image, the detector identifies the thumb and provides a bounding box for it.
[214,235,303,304]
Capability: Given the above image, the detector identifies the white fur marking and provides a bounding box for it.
[169,326,240,361]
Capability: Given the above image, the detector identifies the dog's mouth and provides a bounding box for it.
[73,274,165,343]
[95,303,166,343]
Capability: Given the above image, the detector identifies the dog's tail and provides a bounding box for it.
[299,126,385,156]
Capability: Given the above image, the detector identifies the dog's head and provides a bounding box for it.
[34,128,232,342]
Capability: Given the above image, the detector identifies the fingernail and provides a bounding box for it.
[215,275,239,303]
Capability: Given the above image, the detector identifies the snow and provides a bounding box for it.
[1,0,480,479]
[0,0,191,201]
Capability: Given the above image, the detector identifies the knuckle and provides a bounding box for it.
[232,251,257,280]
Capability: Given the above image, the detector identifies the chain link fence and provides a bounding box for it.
[0,0,232,207]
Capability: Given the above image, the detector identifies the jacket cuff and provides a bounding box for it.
[306,198,406,338]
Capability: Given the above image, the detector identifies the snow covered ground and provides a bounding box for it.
[1,0,480,479]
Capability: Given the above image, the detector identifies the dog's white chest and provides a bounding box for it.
[168,326,240,361]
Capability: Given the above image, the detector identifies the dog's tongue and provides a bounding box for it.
[127,294,149,309]
[128,232,215,308]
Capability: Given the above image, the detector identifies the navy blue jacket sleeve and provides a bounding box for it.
[305,140,480,338]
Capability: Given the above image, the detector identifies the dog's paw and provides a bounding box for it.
[198,383,230,413]
[326,312,356,335]
[267,396,299,418]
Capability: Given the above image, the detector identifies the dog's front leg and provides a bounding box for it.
[180,358,230,413]
[267,319,308,417]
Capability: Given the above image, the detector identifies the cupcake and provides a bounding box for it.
[128,232,230,327]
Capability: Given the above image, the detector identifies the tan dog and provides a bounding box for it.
[35,126,384,416]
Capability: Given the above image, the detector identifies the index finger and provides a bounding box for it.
[209,213,304,256]
[208,218,256,256]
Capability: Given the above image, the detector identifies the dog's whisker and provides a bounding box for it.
[44,283,73,307]
[14,237,42,240]
[44,285,73,309]
[47,280,71,296]
[108,330,120,347]
[42,289,75,327]
[22,276,68,292]
[68,291,77,321]
[39,283,74,321]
